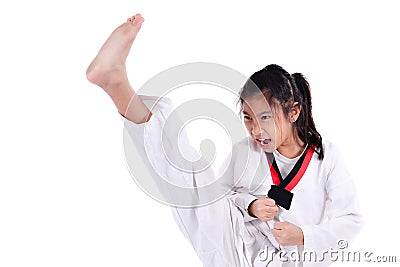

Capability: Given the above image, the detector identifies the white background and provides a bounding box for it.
[1,0,399,266]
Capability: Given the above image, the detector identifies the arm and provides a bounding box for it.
[228,192,259,222]
[299,145,363,266]
[230,193,279,222]
[218,144,278,223]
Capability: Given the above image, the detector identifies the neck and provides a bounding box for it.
[277,136,306,159]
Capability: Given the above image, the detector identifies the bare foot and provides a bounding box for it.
[86,14,152,123]
[86,14,144,91]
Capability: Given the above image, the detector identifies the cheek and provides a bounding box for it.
[272,121,284,141]
[261,120,275,135]
[243,121,252,134]
[275,121,291,140]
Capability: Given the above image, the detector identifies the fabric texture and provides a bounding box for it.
[122,95,363,267]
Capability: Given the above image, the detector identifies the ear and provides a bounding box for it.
[289,102,302,123]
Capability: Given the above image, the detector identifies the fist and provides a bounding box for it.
[248,197,279,221]
[272,221,304,246]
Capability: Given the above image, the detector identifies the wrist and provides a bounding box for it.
[247,199,258,217]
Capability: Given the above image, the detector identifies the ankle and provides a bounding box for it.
[87,65,127,88]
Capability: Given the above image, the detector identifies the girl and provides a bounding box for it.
[86,14,363,266]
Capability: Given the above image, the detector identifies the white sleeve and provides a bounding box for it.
[299,144,364,267]
[217,147,259,223]
[229,192,259,222]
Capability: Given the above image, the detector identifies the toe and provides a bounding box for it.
[132,14,144,25]
[126,15,135,23]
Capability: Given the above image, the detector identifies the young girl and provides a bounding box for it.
[87,14,363,267]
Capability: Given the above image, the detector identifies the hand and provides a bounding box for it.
[272,221,304,246]
[248,197,279,221]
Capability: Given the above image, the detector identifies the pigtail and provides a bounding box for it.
[291,73,324,160]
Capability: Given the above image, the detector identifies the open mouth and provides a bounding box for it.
[255,138,271,147]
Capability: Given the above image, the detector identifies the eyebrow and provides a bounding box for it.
[242,110,272,116]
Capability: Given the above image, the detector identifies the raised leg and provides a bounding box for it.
[86,14,151,123]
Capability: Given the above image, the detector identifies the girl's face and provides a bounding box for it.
[242,94,292,153]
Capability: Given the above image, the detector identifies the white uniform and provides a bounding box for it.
[122,96,363,267]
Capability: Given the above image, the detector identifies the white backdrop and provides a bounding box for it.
[1,0,399,266]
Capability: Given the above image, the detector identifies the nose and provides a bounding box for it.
[251,119,262,136]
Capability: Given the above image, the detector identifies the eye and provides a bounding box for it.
[261,115,272,120]
[243,115,252,121]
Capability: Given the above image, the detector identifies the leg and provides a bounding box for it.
[86,14,152,123]
[171,197,267,266]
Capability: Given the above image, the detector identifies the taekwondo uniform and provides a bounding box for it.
[122,96,363,267]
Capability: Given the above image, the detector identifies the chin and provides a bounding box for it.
[262,146,275,153]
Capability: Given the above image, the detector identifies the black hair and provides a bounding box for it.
[239,64,324,160]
